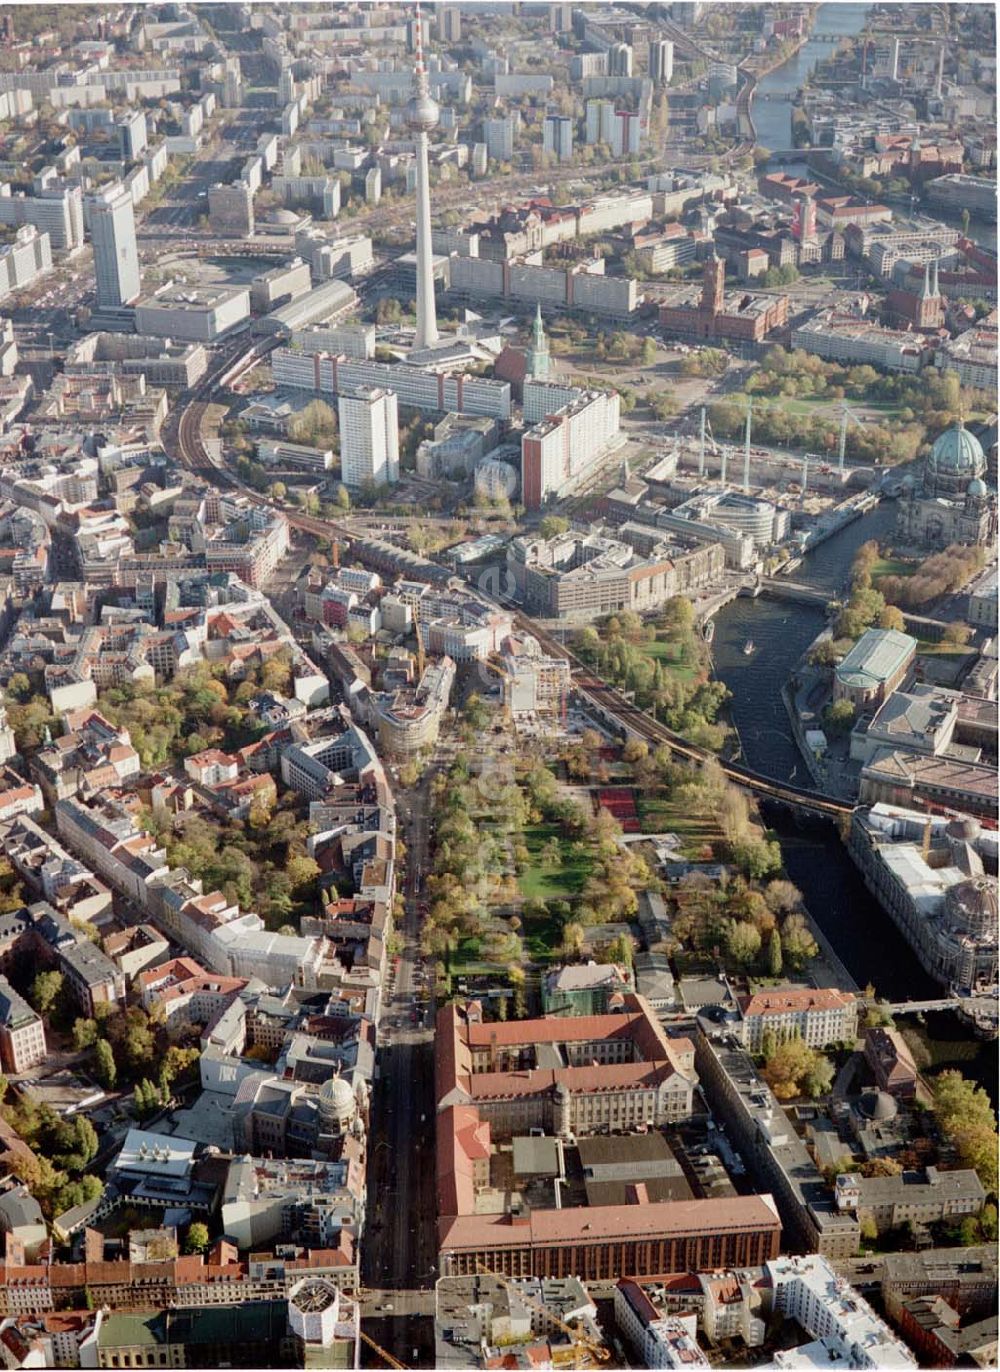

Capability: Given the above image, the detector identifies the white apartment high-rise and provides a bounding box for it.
[338,388,399,490]
[585,99,616,146]
[483,115,516,163]
[406,2,439,350]
[88,187,141,309]
[649,39,674,84]
[543,114,574,163]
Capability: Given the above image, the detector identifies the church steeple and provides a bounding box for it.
[526,302,550,381]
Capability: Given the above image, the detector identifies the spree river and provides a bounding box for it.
[752,3,872,152]
[709,504,997,1096]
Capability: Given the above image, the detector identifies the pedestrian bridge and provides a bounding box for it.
[759,578,835,609]
[875,998,963,1014]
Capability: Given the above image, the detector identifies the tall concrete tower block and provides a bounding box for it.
[406,2,440,351]
[89,187,141,309]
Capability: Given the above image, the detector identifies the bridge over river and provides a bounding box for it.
[759,578,834,609]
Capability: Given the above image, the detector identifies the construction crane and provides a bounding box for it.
[837,404,865,475]
[474,1263,609,1367]
[701,411,732,487]
[360,1330,409,1370]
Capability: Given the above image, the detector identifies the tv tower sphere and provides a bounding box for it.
[406,85,439,132]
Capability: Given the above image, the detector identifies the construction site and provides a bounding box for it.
[669,403,879,516]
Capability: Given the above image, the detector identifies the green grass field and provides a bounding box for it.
[640,636,700,683]
[870,556,916,585]
[917,640,975,662]
[519,823,593,903]
[767,395,907,420]
[521,904,565,963]
[636,796,723,856]
[779,396,838,415]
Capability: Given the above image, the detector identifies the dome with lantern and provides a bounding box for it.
[945,875,999,940]
[924,420,987,499]
[317,1072,357,1136]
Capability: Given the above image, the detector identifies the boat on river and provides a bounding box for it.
[742,639,755,656]
[703,620,716,644]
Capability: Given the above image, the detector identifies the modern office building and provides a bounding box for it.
[371,657,456,757]
[272,350,511,420]
[338,387,399,489]
[134,285,251,342]
[507,527,723,619]
[88,187,141,309]
[209,181,255,238]
[615,1282,708,1369]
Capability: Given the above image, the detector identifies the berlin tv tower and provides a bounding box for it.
[406,3,440,350]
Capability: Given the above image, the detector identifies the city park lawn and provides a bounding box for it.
[639,635,701,684]
[448,940,503,976]
[519,822,593,904]
[775,396,915,423]
[520,902,565,965]
[870,555,915,586]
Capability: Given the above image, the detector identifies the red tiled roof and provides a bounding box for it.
[739,988,855,1017]
[438,1195,780,1252]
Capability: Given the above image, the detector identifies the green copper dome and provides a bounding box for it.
[929,421,985,477]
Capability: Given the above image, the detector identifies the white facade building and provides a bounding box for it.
[88,186,141,309]
[766,1256,916,1369]
[483,116,516,162]
[615,1282,708,1369]
[543,115,574,163]
[0,226,52,301]
[272,349,511,419]
[585,99,616,146]
[338,387,399,490]
[521,385,622,509]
